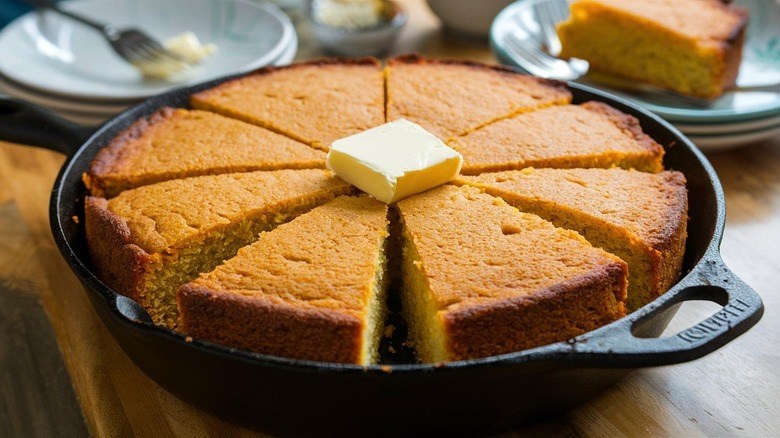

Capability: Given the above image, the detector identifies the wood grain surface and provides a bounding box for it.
[1,0,779,436]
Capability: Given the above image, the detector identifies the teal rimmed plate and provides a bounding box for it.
[491,0,780,124]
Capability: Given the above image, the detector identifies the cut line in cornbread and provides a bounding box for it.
[456,167,688,311]
[85,169,354,328]
[84,107,326,198]
[396,185,627,363]
[178,195,389,365]
[190,58,385,151]
[448,101,664,175]
[385,54,572,142]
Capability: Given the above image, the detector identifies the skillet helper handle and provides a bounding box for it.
[0,98,95,157]
[561,250,763,367]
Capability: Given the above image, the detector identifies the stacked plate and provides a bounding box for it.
[490,0,780,152]
[0,0,298,126]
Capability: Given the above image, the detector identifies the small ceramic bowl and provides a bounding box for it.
[426,0,515,39]
[309,1,407,57]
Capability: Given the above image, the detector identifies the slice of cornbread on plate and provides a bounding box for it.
[396,185,627,363]
[178,195,389,365]
[448,101,664,175]
[456,167,688,311]
[557,0,748,99]
[385,54,571,142]
[84,107,326,198]
[190,58,385,151]
[85,169,353,328]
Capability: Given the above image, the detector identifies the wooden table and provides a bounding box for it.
[1,1,778,436]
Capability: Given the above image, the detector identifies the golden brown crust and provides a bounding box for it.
[84,107,326,198]
[388,54,569,92]
[450,102,665,174]
[444,265,627,360]
[397,185,628,361]
[84,196,154,306]
[454,167,687,310]
[191,58,385,150]
[84,108,178,197]
[178,285,364,363]
[177,196,389,364]
[581,101,665,172]
[386,54,572,141]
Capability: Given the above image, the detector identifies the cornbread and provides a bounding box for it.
[557,0,748,99]
[396,185,628,362]
[457,167,688,311]
[448,101,664,175]
[85,169,353,327]
[190,58,385,150]
[84,107,325,198]
[178,196,389,365]
[386,54,572,141]
[82,55,689,363]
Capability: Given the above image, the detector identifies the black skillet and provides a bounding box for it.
[0,73,764,436]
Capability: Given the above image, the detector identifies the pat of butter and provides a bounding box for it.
[326,119,463,204]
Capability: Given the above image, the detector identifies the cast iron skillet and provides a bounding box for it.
[0,74,764,435]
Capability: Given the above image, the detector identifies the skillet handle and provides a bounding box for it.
[557,250,763,367]
[0,98,95,157]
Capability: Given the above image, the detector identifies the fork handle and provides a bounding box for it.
[30,0,118,38]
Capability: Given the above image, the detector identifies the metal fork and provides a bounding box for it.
[503,31,588,81]
[31,0,194,75]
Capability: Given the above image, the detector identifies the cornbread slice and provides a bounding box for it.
[385,54,571,142]
[84,108,325,198]
[557,0,748,99]
[85,169,353,328]
[396,185,627,362]
[457,167,687,311]
[448,101,664,175]
[190,58,385,151]
[178,196,389,365]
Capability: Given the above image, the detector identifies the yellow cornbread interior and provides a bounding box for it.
[362,247,390,364]
[398,221,448,363]
[90,170,353,328]
[557,2,725,99]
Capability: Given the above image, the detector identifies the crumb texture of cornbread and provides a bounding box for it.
[386,54,572,141]
[449,101,664,174]
[84,107,325,198]
[190,58,385,150]
[178,196,389,365]
[396,185,627,363]
[557,0,748,99]
[457,167,688,311]
[84,169,353,328]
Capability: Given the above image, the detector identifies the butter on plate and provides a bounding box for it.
[326,119,463,204]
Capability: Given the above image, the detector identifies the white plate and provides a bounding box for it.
[688,123,780,152]
[0,30,297,126]
[0,0,295,100]
[674,113,780,135]
[0,73,134,114]
[491,0,780,124]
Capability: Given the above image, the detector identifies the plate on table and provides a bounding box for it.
[491,0,780,127]
[0,0,295,101]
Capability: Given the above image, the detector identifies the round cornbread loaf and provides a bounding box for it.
[84,56,687,364]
